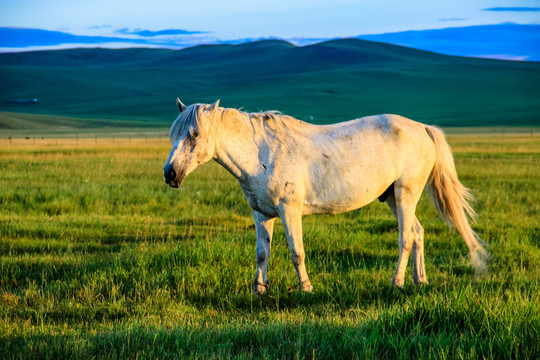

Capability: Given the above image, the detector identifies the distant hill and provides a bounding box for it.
[1,38,539,129]
[358,23,540,62]
[3,23,539,62]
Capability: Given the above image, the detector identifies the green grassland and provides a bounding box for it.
[0,133,538,359]
[1,39,540,129]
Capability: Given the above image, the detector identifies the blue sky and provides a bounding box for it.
[1,0,539,52]
[2,0,539,37]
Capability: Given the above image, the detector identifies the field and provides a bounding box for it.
[0,132,538,359]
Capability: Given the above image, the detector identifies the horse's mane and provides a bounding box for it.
[170,104,309,144]
[243,110,307,141]
[169,104,201,143]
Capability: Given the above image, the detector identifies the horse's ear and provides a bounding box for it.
[208,99,220,111]
[176,98,186,113]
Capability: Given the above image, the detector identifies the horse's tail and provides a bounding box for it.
[424,125,488,275]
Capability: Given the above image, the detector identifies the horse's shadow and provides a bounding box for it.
[181,248,424,313]
[182,278,423,314]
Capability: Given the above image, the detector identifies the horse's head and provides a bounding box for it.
[164,98,220,188]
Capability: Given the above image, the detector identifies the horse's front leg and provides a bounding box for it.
[279,205,313,292]
[252,210,276,295]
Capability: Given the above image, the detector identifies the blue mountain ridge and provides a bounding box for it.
[1,23,539,61]
[357,23,540,61]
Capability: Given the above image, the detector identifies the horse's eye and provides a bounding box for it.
[192,130,199,138]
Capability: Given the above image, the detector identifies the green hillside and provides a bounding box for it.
[1,38,539,129]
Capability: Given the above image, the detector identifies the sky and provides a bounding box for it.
[2,0,540,38]
[0,0,539,51]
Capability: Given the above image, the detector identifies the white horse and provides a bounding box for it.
[164,99,488,294]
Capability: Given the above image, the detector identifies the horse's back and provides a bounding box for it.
[309,114,433,163]
[343,114,438,178]
[320,114,426,139]
[299,114,436,214]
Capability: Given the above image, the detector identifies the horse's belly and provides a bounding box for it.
[303,201,369,215]
[300,128,400,215]
[302,179,389,215]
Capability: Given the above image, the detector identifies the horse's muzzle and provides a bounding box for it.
[167,181,179,188]
[164,166,179,188]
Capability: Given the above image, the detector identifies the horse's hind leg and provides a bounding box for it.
[388,182,425,287]
[411,219,428,285]
[386,195,426,284]
[386,195,428,285]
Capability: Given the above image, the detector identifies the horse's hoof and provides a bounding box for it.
[253,282,269,296]
[391,277,405,289]
[413,279,429,287]
[299,280,313,292]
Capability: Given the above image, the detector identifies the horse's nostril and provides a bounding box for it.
[164,167,177,182]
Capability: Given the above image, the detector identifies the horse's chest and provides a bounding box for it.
[239,178,282,216]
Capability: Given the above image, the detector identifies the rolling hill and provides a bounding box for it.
[1,38,539,130]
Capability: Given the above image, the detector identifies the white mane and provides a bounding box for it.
[169,104,308,145]
[169,104,204,144]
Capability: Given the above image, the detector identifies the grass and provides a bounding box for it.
[0,133,539,359]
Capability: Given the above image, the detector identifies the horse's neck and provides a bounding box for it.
[213,113,261,180]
